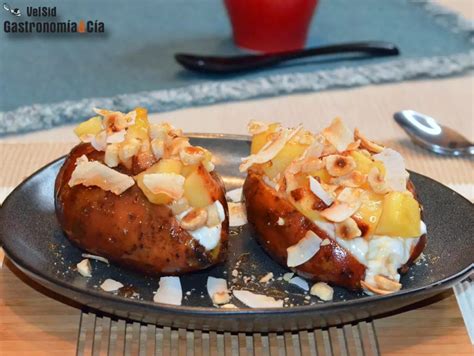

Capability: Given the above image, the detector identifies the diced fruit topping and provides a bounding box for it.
[243,119,423,240]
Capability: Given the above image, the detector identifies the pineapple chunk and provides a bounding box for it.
[352,191,383,237]
[74,116,102,139]
[375,192,421,237]
[350,151,373,175]
[250,123,280,154]
[135,159,183,204]
[184,165,216,208]
[262,140,308,179]
[126,107,149,142]
[309,168,331,184]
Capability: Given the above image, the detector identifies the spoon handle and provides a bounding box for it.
[175,41,400,74]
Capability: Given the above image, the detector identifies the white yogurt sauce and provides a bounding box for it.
[315,219,425,285]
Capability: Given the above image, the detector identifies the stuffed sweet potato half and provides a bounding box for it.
[241,119,427,293]
[55,108,229,275]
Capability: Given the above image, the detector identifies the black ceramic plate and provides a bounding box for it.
[1,135,473,332]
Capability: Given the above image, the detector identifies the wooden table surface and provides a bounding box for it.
[1,1,473,355]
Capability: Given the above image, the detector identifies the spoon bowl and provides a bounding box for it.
[394,110,474,156]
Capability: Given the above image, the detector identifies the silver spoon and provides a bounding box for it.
[394,110,474,156]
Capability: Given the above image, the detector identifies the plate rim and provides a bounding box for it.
[1,134,473,318]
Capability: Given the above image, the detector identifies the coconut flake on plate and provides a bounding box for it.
[310,282,334,301]
[322,118,354,153]
[207,277,231,305]
[68,156,135,195]
[153,276,182,305]
[100,278,124,292]
[372,148,409,192]
[226,187,243,202]
[283,272,294,281]
[221,303,238,309]
[77,259,92,277]
[81,253,110,264]
[228,202,247,227]
[287,230,322,267]
[233,290,283,308]
[309,176,334,206]
[289,276,309,291]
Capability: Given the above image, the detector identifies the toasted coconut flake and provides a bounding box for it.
[179,146,205,165]
[180,208,208,231]
[149,122,173,140]
[119,138,141,162]
[335,218,362,239]
[355,128,384,153]
[168,137,190,157]
[329,171,366,188]
[104,144,120,168]
[373,148,408,192]
[374,275,402,292]
[206,200,225,227]
[346,139,361,151]
[248,120,269,135]
[289,276,309,291]
[303,135,325,159]
[100,278,124,292]
[91,131,107,151]
[203,160,215,172]
[225,187,243,202]
[207,277,231,305]
[287,230,322,267]
[309,176,334,206]
[151,138,165,160]
[320,202,358,223]
[325,154,356,177]
[233,290,283,308]
[143,173,185,200]
[228,202,247,227]
[68,156,135,195]
[322,118,354,153]
[81,253,110,264]
[368,167,391,194]
[310,282,334,301]
[301,157,325,173]
[360,280,394,295]
[106,130,126,144]
[239,126,301,172]
[77,259,92,277]
[94,108,136,132]
[153,276,182,305]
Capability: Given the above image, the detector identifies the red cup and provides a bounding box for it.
[224,0,318,53]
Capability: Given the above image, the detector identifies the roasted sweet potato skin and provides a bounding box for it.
[55,143,229,275]
[243,171,426,290]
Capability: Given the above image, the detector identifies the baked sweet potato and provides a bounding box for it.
[241,119,427,293]
[55,108,229,275]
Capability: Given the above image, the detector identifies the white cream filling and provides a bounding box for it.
[315,220,425,285]
[176,204,224,251]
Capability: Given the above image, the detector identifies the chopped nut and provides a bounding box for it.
[355,128,384,153]
[212,291,231,305]
[361,280,394,295]
[335,218,362,239]
[283,272,294,282]
[100,278,124,292]
[277,217,285,226]
[232,269,239,277]
[180,208,208,231]
[325,155,356,177]
[368,167,391,194]
[259,272,274,283]
[310,282,334,301]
